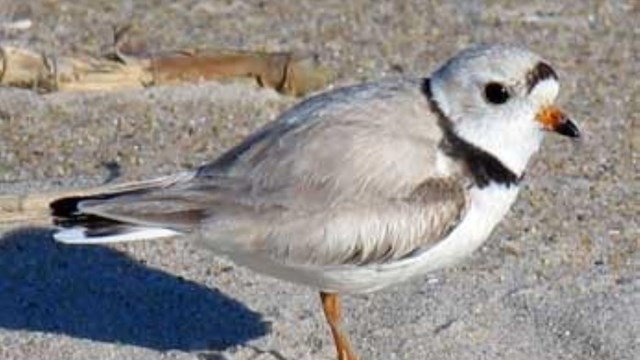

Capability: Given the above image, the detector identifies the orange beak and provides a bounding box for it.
[536,105,580,138]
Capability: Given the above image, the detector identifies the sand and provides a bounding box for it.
[0,1,638,359]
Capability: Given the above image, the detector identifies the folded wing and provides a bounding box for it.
[52,78,470,266]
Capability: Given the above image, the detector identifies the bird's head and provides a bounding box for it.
[429,44,580,176]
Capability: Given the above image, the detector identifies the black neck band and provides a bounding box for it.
[421,79,521,188]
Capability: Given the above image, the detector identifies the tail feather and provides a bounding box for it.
[50,187,150,220]
[53,226,180,244]
[50,189,181,245]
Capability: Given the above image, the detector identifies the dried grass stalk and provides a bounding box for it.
[0,44,330,96]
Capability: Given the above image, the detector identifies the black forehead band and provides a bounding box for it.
[526,62,558,93]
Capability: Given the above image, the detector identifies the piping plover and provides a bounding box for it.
[51,44,580,360]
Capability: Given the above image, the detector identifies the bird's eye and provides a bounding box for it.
[484,82,510,105]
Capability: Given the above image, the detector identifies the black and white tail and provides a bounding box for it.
[49,174,195,244]
[50,193,181,244]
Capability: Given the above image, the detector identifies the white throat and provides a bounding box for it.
[454,115,543,176]
[430,82,544,177]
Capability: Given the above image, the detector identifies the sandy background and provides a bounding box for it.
[0,1,638,359]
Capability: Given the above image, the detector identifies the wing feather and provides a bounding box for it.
[197,177,468,266]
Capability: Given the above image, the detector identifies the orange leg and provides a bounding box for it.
[320,292,360,360]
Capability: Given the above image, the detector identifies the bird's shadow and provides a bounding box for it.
[0,227,269,351]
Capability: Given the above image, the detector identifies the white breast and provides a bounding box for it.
[406,183,520,272]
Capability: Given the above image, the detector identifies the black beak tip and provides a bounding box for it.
[556,119,581,138]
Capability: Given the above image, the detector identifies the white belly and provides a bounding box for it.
[229,183,521,294]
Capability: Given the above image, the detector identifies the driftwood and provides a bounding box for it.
[0,44,331,96]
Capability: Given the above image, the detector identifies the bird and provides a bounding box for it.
[50,44,580,360]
